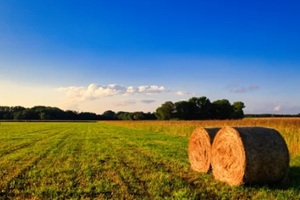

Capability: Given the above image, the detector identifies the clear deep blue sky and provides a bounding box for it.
[1,0,300,114]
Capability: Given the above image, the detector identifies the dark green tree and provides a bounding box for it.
[102,110,117,120]
[133,112,146,120]
[78,112,99,120]
[117,111,133,120]
[188,96,213,119]
[174,101,194,120]
[11,106,26,112]
[231,101,245,119]
[212,99,234,119]
[64,110,79,120]
[13,109,39,120]
[155,101,175,120]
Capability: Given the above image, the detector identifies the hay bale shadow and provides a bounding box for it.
[245,166,300,190]
[286,166,300,190]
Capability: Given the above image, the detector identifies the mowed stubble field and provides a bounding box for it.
[0,119,300,199]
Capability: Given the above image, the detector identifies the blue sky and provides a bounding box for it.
[1,0,300,114]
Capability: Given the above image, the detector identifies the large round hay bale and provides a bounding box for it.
[188,127,220,173]
[211,126,289,186]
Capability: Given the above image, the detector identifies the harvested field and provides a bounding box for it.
[0,120,299,199]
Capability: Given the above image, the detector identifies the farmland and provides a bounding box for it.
[0,119,300,199]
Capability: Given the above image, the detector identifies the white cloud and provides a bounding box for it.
[57,83,127,101]
[137,85,165,94]
[57,83,166,108]
[126,86,136,94]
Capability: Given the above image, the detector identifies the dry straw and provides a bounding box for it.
[211,126,290,186]
[188,127,220,173]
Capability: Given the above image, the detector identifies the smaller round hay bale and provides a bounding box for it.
[188,127,220,173]
[211,126,289,186]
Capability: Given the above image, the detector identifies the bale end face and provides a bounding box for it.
[211,127,246,186]
[188,127,219,173]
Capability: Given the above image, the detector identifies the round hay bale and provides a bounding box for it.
[188,127,220,173]
[211,126,290,186]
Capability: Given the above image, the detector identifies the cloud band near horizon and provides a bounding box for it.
[57,83,167,102]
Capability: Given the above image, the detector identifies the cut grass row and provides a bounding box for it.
[0,121,299,199]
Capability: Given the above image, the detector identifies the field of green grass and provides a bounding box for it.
[0,120,299,199]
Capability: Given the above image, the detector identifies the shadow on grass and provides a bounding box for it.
[247,166,300,191]
[286,166,300,190]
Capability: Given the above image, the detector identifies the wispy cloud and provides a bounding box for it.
[273,105,281,112]
[113,99,156,107]
[245,100,300,114]
[272,104,300,114]
[114,100,137,107]
[229,84,260,93]
[175,90,191,96]
[140,99,156,104]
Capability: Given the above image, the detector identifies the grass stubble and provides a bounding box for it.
[0,119,299,199]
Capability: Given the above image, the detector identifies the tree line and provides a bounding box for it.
[155,96,245,120]
[0,106,156,121]
[0,96,245,121]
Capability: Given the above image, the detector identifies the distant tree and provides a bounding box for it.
[39,112,50,120]
[42,107,65,120]
[24,109,39,120]
[11,106,26,112]
[117,111,132,120]
[3,112,13,120]
[174,101,194,120]
[155,101,175,120]
[231,101,245,119]
[0,96,246,121]
[13,112,21,120]
[133,112,145,120]
[0,106,10,112]
[1,105,103,121]
[212,99,234,119]
[102,110,117,120]
[13,109,39,120]
[78,112,99,120]
[0,107,7,119]
[188,96,213,119]
[144,112,157,120]
[116,111,156,120]
[64,110,79,120]
[31,106,47,113]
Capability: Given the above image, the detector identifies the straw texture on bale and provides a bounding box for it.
[188,127,219,173]
[211,126,289,186]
